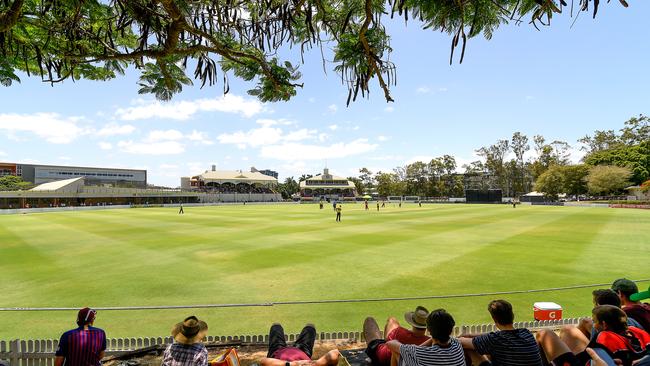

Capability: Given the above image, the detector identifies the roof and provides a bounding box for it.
[30,177,84,191]
[522,191,545,197]
[194,170,277,182]
[304,174,349,181]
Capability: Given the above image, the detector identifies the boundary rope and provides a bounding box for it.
[1,279,648,312]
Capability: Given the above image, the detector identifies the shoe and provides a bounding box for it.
[363,317,382,343]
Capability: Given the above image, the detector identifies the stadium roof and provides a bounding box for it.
[193,170,277,183]
[30,177,84,192]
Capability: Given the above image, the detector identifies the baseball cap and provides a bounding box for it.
[611,278,639,296]
[631,286,650,302]
[77,307,97,326]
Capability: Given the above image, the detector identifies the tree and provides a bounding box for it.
[375,171,398,197]
[358,168,374,192]
[510,132,530,196]
[298,174,313,182]
[0,1,627,104]
[586,165,632,196]
[534,166,564,200]
[277,176,299,199]
[347,176,364,195]
[584,141,650,184]
[560,164,589,197]
[0,175,32,191]
[641,180,650,193]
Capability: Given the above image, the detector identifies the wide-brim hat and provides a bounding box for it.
[404,306,429,329]
[171,316,208,344]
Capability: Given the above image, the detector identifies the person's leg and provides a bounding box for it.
[463,349,490,366]
[294,323,317,358]
[536,329,575,365]
[383,317,400,340]
[364,317,382,343]
[559,325,589,354]
[267,323,288,358]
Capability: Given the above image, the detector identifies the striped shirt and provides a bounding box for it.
[162,342,208,366]
[399,338,465,366]
[472,329,543,366]
[55,326,106,366]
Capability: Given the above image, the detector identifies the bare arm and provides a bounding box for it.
[313,350,340,366]
[260,358,290,366]
[386,340,402,355]
[458,337,475,350]
[54,356,64,366]
[419,338,433,347]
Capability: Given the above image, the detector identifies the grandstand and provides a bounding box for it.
[299,168,357,201]
[181,166,278,194]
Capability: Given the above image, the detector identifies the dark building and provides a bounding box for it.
[250,167,278,179]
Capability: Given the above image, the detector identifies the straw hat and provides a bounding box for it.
[404,306,429,329]
[171,316,208,344]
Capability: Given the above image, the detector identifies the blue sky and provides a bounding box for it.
[1,2,648,187]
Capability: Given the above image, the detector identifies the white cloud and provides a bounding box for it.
[117,141,185,155]
[384,106,394,113]
[187,162,206,175]
[186,130,214,145]
[0,151,6,157]
[145,129,185,142]
[526,95,535,100]
[96,123,136,137]
[256,118,294,127]
[369,155,403,161]
[328,104,338,113]
[242,156,249,161]
[308,98,316,103]
[98,142,113,150]
[58,156,71,161]
[416,86,431,94]
[438,87,448,92]
[115,94,264,121]
[318,133,329,142]
[352,126,360,131]
[377,135,390,142]
[261,139,377,161]
[0,113,90,144]
[406,155,434,165]
[218,125,316,148]
[328,124,339,131]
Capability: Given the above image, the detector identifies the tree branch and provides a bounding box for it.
[0,0,24,33]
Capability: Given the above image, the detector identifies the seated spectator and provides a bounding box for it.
[536,329,619,366]
[55,307,106,366]
[612,279,650,332]
[458,299,543,366]
[259,323,339,366]
[385,308,465,366]
[589,305,650,366]
[363,306,431,366]
[162,316,209,366]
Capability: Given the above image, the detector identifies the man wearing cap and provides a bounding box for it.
[612,279,650,332]
[162,316,209,366]
[55,307,107,366]
[259,323,340,366]
[363,306,431,366]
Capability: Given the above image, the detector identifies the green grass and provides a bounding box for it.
[0,203,648,340]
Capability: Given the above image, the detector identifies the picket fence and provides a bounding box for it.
[0,318,581,365]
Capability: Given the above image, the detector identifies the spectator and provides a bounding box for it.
[162,316,209,366]
[612,279,650,331]
[590,305,650,366]
[561,289,645,355]
[385,308,465,366]
[55,307,106,366]
[459,299,543,366]
[536,329,619,366]
[259,323,339,366]
[363,306,431,366]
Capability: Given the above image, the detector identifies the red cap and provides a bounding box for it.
[77,307,96,326]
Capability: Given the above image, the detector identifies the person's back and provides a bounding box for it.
[460,300,543,366]
[387,309,465,366]
[472,328,542,366]
[162,342,208,366]
[55,308,106,366]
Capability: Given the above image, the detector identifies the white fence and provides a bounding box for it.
[0,318,581,365]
